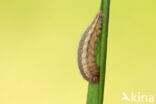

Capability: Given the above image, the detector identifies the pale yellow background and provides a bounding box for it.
[0,0,156,104]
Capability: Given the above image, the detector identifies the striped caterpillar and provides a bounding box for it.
[78,11,103,83]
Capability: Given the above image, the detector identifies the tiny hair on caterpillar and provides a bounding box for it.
[77,11,103,83]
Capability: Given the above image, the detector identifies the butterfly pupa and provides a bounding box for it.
[78,11,103,83]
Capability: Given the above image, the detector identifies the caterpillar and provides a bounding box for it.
[78,11,103,83]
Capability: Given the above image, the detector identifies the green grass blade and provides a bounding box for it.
[86,0,110,103]
[87,83,99,104]
[99,0,110,103]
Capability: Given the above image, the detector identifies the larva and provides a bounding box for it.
[78,11,103,83]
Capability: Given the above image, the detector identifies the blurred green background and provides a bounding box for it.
[0,0,156,104]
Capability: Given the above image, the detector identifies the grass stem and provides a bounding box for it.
[99,0,110,103]
[86,0,110,103]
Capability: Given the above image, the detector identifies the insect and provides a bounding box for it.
[77,11,103,83]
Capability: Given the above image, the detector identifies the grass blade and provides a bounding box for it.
[99,0,110,103]
[86,0,110,103]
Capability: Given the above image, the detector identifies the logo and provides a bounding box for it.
[122,92,154,103]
